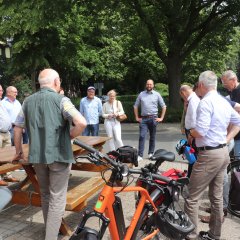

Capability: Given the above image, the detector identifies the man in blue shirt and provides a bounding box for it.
[80,86,102,136]
[134,79,167,161]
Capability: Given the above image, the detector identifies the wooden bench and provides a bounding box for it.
[0,163,22,175]
[10,172,106,211]
[0,136,110,236]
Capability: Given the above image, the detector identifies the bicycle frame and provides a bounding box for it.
[94,184,159,240]
[73,168,161,240]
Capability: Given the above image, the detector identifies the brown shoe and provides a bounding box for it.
[223,208,228,217]
[201,215,210,223]
[3,176,20,182]
[0,180,8,186]
[200,215,224,224]
[205,207,227,216]
[205,207,211,213]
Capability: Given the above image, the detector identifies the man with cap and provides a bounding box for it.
[80,86,102,136]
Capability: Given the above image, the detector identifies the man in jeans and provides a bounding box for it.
[13,69,87,240]
[80,86,102,136]
[134,79,166,161]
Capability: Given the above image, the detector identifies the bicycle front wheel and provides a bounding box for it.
[131,207,160,240]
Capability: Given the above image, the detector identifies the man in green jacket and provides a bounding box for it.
[13,68,86,240]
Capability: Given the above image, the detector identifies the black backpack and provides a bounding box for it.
[107,146,138,167]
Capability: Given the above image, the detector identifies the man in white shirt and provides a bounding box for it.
[1,86,22,145]
[180,85,200,177]
[0,85,12,186]
[185,71,240,240]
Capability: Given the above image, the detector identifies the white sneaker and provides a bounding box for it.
[138,156,143,162]
[148,153,153,159]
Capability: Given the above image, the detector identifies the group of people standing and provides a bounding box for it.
[0,73,167,240]
[79,79,167,159]
[180,70,240,240]
[2,68,240,240]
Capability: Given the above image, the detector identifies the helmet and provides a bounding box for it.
[155,208,195,240]
[175,139,187,155]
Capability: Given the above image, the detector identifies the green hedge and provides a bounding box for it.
[71,95,183,123]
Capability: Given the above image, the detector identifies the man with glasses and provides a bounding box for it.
[221,70,240,160]
[0,84,12,186]
[1,86,22,145]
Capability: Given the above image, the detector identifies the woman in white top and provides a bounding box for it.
[102,90,124,151]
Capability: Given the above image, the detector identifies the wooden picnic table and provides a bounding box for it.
[0,136,110,235]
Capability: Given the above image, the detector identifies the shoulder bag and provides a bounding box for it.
[116,101,127,122]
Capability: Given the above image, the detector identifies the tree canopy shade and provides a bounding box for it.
[1,0,240,106]
[0,0,126,94]
[125,0,240,106]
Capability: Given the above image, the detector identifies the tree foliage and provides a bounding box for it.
[1,0,240,107]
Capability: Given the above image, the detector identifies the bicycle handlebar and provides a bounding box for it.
[73,139,180,185]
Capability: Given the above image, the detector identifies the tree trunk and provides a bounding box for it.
[31,70,36,92]
[166,56,182,108]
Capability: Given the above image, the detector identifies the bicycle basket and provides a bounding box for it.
[155,208,195,240]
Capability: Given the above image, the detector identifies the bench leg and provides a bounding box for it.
[60,218,72,236]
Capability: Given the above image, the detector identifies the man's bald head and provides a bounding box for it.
[38,68,61,92]
[5,86,18,101]
[179,84,193,101]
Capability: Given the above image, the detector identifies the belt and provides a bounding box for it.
[141,115,157,119]
[197,144,226,151]
[0,130,9,133]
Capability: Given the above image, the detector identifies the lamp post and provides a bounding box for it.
[0,41,11,59]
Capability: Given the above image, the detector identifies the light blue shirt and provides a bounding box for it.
[195,90,240,147]
[1,97,22,124]
[134,90,166,116]
[80,96,102,124]
[0,100,11,132]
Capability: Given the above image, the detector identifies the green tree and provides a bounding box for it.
[124,0,240,107]
[0,0,126,95]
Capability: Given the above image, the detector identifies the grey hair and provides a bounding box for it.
[221,70,237,81]
[180,84,192,92]
[38,69,59,85]
[107,89,117,96]
[198,70,217,89]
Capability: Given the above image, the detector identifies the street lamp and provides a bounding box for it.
[0,41,11,59]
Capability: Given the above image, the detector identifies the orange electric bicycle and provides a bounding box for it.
[70,139,194,240]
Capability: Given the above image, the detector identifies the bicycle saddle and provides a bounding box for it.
[151,149,175,162]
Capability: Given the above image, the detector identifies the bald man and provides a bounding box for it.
[180,84,200,177]
[13,68,87,240]
[1,86,21,145]
[134,79,167,161]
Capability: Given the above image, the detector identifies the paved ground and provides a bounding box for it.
[0,123,239,240]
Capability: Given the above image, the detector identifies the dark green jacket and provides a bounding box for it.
[23,87,74,164]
